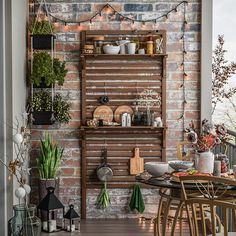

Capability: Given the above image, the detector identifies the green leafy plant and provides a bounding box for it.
[97,183,110,209]
[53,58,67,86]
[28,91,71,124]
[53,94,71,123]
[29,20,55,35]
[37,134,63,179]
[29,51,68,86]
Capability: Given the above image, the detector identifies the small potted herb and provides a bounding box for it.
[37,133,63,219]
[28,91,71,125]
[29,20,55,50]
[29,51,67,87]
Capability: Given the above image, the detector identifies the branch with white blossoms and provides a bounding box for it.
[137,89,161,108]
[0,112,32,200]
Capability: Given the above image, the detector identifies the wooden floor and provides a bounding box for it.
[41,219,190,236]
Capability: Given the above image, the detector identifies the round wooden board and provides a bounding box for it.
[114,105,134,123]
[93,105,113,122]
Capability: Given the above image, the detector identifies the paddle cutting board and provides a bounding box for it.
[130,148,144,175]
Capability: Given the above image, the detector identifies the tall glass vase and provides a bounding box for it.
[8,204,41,236]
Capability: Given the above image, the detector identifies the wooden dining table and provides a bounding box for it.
[137,175,236,236]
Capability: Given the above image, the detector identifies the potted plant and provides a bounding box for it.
[28,91,71,125]
[186,119,227,173]
[29,51,67,87]
[37,133,63,220]
[29,20,55,50]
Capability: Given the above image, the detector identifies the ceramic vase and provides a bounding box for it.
[194,150,215,173]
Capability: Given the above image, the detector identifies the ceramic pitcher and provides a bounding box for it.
[195,150,215,173]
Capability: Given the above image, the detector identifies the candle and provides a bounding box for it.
[214,161,221,176]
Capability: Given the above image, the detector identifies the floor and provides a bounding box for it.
[41,219,190,236]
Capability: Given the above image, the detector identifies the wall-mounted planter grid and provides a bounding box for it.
[80,30,167,218]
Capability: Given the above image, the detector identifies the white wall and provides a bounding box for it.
[0,0,27,235]
[12,0,28,204]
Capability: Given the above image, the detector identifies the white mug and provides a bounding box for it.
[127,43,137,54]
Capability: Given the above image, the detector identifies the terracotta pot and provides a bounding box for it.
[195,151,215,173]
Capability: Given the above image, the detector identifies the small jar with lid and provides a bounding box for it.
[93,36,105,54]
[146,41,153,54]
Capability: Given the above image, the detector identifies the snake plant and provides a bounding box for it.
[37,134,63,179]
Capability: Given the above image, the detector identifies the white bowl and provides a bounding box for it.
[103,45,120,54]
[168,160,194,171]
[144,162,169,177]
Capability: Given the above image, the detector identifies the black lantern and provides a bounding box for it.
[37,187,65,233]
[64,204,81,232]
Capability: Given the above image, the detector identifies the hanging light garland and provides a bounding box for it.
[177,1,188,140]
[33,0,189,139]
[34,0,188,26]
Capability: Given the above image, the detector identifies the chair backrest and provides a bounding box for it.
[180,176,236,236]
[176,141,192,160]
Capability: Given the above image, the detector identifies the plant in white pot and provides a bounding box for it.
[185,119,227,174]
[37,134,63,205]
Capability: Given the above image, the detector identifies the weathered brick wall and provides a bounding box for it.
[29,0,200,218]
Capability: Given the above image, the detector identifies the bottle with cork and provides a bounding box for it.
[146,36,153,55]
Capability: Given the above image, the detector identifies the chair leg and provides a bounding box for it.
[170,201,184,236]
[186,204,195,236]
[179,207,184,236]
[162,197,172,236]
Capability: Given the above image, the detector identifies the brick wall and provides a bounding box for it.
[29,0,201,218]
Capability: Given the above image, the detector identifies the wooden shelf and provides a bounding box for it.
[80,126,166,130]
[80,30,167,219]
[81,53,168,58]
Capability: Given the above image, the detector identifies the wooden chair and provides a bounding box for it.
[180,175,236,236]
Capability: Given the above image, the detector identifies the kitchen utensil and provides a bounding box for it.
[116,39,130,54]
[114,105,133,123]
[93,105,113,122]
[97,147,113,182]
[98,95,109,104]
[103,45,120,54]
[144,162,168,177]
[130,148,144,175]
[168,160,194,171]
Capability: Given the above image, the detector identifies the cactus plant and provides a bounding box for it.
[37,134,63,179]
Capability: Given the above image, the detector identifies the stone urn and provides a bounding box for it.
[194,150,215,173]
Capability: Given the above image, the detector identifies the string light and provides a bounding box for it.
[35,0,188,27]
[178,1,188,139]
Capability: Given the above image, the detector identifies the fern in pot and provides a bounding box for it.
[37,134,63,219]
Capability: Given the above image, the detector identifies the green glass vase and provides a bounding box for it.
[8,204,41,236]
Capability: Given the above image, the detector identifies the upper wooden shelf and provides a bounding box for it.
[80,126,166,131]
[81,53,168,58]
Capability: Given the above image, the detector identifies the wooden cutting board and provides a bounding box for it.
[130,148,144,175]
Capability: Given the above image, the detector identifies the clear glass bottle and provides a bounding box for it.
[8,204,41,236]
[133,105,142,126]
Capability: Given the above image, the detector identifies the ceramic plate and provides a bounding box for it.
[93,105,113,122]
[114,105,133,123]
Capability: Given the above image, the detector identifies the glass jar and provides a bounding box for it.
[93,36,104,54]
[8,204,41,236]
